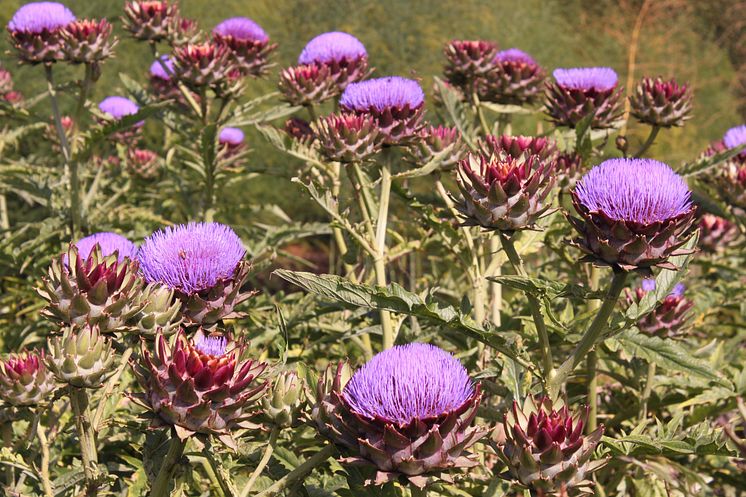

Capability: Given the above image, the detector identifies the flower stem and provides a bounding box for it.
[255,444,334,497]
[633,125,660,158]
[2,420,14,486]
[489,236,502,327]
[149,432,186,497]
[69,386,100,496]
[203,442,239,497]
[376,159,394,349]
[93,347,134,431]
[472,92,491,136]
[36,422,54,497]
[587,266,601,431]
[639,362,657,420]
[239,426,279,497]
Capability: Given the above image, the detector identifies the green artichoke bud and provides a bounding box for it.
[126,283,182,338]
[0,350,57,406]
[46,326,117,388]
[262,369,305,428]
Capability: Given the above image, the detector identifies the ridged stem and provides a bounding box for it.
[36,422,54,497]
[633,125,660,158]
[203,442,239,497]
[255,444,334,497]
[69,387,99,496]
[239,426,279,497]
[149,432,186,497]
[489,236,502,328]
[376,160,394,349]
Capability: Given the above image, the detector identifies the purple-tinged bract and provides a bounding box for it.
[545,67,623,129]
[0,350,57,406]
[698,214,739,253]
[7,2,75,64]
[212,17,275,77]
[298,31,366,65]
[630,77,692,128]
[61,18,116,64]
[569,158,696,271]
[313,113,382,163]
[626,279,693,337]
[122,0,176,42]
[278,64,336,105]
[75,232,137,262]
[480,48,545,105]
[407,124,466,170]
[443,40,498,92]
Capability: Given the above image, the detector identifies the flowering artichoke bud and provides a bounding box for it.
[279,64,336,106]
[724,124,746,159]
[98,96,144,143]
[122,0,177,42]
[0,351,57,406]
[313,344,485,488]
[6,2,76,64]
[38,237,143,333]
[555,152,584,192]
[262,370,304,428]
[629,77,693,128]
[545,67,623,129]
[443,40,498,92]
[46,325,117,388]
[61,18,116,64]
[698,214,739,254]
[313,113,382,163]
[625,280,693,338]
[481,134,556,161]
[456,149,555,232]
[125,148,162,180]
[340,77,425,146]
[496,396,605,496]
[173,42,238,91]
[212,17,276,77]
[407,125,467,170]
[218,127,247,160]
[126,283,182,337]
[298,31,369,92]
[569,159,696,271]
[137,222,255,326]
[134,330,268,437]
[480,48,546,105]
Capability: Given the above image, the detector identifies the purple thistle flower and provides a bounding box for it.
[298,31,367,65]
[641,279,657,292]
[98,96,140,120]
[137,222,246,295]
[723,125,746,157]
[219,127,244,145]
[75,232,137,262]
[340,76,424,112]
[495,48,536,65]
[194,334,228,356]
[343,343,474,426]
[149,55,174,80]
[639,279,686,297]
[553,67,618,91]
[7,2,75,34]
[213,17,268,42]
[575,158,691,224]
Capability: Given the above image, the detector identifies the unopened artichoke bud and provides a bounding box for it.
[126,283,182,338]
[212,17,276,78]
[481,134,556,161]
[626,280,693,338]
[167,16,200,47]
[545,67,623,129]
[262,370,305,428]
[456,150,555,232]
[407,125,467,170]
[555,152,584,192]
[629,77,692,128]
[61,18,117,64]
[313,344,485,488]
[0,350,57,406]
[126,148,162,180]
[313,113,382,163]
[298,32,369,92]
[134,329,268,437]
[37,236,144,334]
[698,214,739,254]
[479,48,546,106]
[278,64,336,106]
[443,40,498,92]
[496,396,605,496]
[569,159,696,271]
[122,0,177,42]
[173,42,237,91]
[7,2,76,64]
[46,325,117,388]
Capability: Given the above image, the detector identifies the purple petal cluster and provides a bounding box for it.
[340,76,424,112]
[194,334,228,356]
[641,279,686,297]
[495,48,536,65]
[723,124,746,150]
[575,158,692,224]
[213,17,268,42]
[7,2,75,33]
[150,55,174,81]
[343,343,474,426]
[75,232,137,261]
[298,31,367,65]
[219,127,244,145]
[137,222,246,295]
[98,96,139,120]
[553,67,618,91]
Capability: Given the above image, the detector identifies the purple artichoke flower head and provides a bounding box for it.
[98,96,140,120]
[137,222,246,295]
[641,278,657,292]
[194,334,228,356]
[340,76,425,112]
[219,127,244,146]
[575,158,692,224]
[298,31,367,65]
[149,55,174,81]
[670,282,686,297]
[723,124,746,158]
[75,232,137,262]
[343,343,474,426]
[495,48,536,65]
[7,2,75,34]
[213,17,268,42]
[553,67,618,92]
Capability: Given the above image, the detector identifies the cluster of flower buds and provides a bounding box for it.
[212,17,276,77]
[479,48,546,105]
[261,370,304,428]
[313,344,485,488]
[494,396,605,496]
[122,0,178,43]
[625,280,693,338]
[313,113,382,163]
[545,67,623,129]
[698,214,739,254]
[46,325,116,388]
[406,125,467,170]
[0,351,57,406]
[125,148,162,180]
[7,1,76,64]
[629,77,693,128]
[569,158,696,271]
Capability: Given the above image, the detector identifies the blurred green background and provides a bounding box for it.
[1,0,744,217]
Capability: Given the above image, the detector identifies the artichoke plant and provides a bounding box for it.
[407,125,467,170]
[125,283,182,338]
[313,113,382,163]
[212,17,276,77]
[480,48,546,105]
[629,77,693,128]
[443,39,498,93]
[7,1,76,64]
[0,351,57,406]
[545,67,623,129]
[698,214,739,254]
[46,325,117,388]
[626,280,693,338]
[279,64,336,106]
[262,369,305,428]
[61,18,116,64]
[297,31,369,92]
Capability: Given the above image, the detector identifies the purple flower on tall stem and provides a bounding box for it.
[297,31,369,90]
[75,232,137,262]
[545,67,623,129]
[212,17,275,77]
[569,158,696,271]
[98,96,141,123]
[219,127,244,146]
[149,55,174,80]
[7,2,76,63]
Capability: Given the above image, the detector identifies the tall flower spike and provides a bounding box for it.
[480,48,546,105]
[7,2,76,64]
[443,40,498,93]
[213,17,276,77]
[133,329,267,439]
[0,351,57,406]
[340,76,425,145]
[545,67,623,129]
[313,343,485,488]
[569,158,696,271]
[625,279,693,338]
[122,0,177,42]
[495,396,606,496]
[298,31,369,91]
[61,18,116,64]
[137,222,254,325]
[629,77,693,128]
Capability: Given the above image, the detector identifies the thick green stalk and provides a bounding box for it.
[149,433,186,497]
[255,445,334,497]
[376,161,394,349]
[36,423,54,497]
[633,125,660,158]
[239,427,279,497]
[489,236,502,327]
[587,266,601,431]
[203,443,239,497]
[69,387,99,496]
